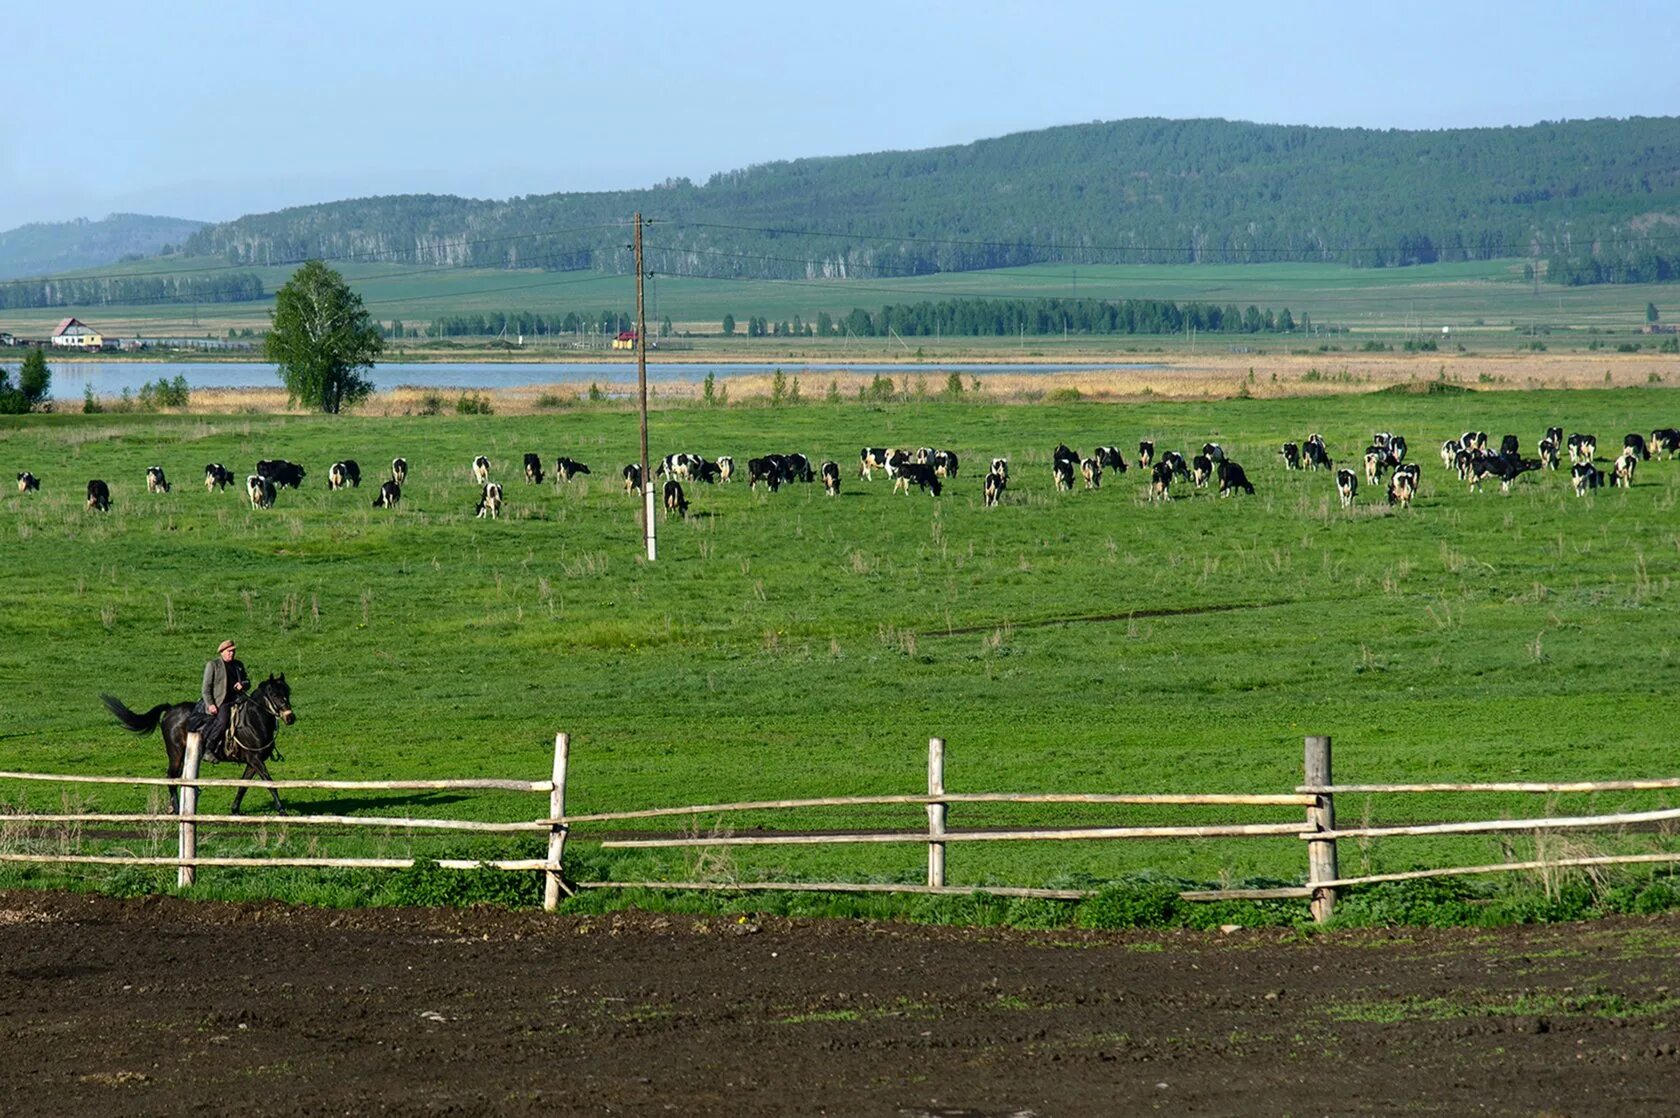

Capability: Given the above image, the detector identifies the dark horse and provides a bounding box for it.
[100,674,296,814]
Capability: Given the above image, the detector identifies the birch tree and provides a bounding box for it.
[265,261,383,413]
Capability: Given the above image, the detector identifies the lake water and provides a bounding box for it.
[46,360,1163,396]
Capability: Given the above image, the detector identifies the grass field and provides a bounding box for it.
[3,386,1680,910]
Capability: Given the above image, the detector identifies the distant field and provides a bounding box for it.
[3,388,1679,902]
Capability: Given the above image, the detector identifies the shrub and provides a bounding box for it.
[1076,882,1181,929]
[1331,877,1479,928]
[383,860,536,909]
[455,392,493,415]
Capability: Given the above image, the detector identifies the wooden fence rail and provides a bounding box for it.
[3,732,1679,921]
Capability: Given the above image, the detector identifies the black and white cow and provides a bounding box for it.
[715,456,734,483]
[1136,441,1155,470]
[476,482,504,518]
[1052,457,1076,493]
[894,462,942,496]
[663,479,688,518]
[1094,446,1127,473]
[1499,434,1522,462]
[1623,433,1650,462]
[1648,428,1680,460]
[746,457,779,492]
[990,457,1009,482]
[931,449,959,478]
[859,448,890,480]
[1387,472,1416,508]
[983,469,1006,508]
[17,470,40,494]
[1543,426,1564,449]
[145,466,171,494]
[1147,461,1174,502]
[1216,460,1254,496]
[246,475,275,509]
[692,461,723,484]
[622,464,644,494]
[1612,450,1638,488]
[1190,454,1213,489]
[1160,450,1190,482]
[523,453,545,484]
[256,459,305,489]
[1566,434,1596,466]
[1302,435,1331,471]
[472,455,491,485]
[391,457,409,484]
[821,460,841,496]
[783,453,815,483]
[1571,463,1604,497]
[1440,439,1464,468]
[1201,442,1226,464]
[555,457,591,481]
[1537,439,1561,471]
[1335,468,1358,508]
[1363,447,1389,486]
[1467,455,1537,494]
[328,460,361,490]
[1081,457,1102,490]
[373,480,400,508]
[86,479,111,512]
[1280,442,1302,471]
[1462,431,1489,453]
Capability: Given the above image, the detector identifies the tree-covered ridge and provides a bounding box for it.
[179,117,1680,283]
[0,270,264,311]
[0,214,205,281]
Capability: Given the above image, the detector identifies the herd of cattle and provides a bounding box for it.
[14,425,1679,519]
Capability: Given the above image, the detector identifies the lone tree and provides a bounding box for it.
[265,260,383,413]
[0,347,51,414]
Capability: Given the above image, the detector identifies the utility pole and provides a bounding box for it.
[635,213,655,561]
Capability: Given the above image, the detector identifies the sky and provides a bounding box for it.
[3,0,1676,229]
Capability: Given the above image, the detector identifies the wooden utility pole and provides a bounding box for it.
[635,213,655,560]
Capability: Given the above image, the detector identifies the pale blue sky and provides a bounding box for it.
[4,0,1675,228]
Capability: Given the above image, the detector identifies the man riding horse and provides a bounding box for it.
[198,639,248,762]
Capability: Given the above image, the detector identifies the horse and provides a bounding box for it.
[99,674,296,814]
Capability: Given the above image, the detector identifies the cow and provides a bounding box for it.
[1387,472,1416,508]
[1052,457,1076,493]
[372,480,400,508]
[715,456,734,483]
[1613,450,1638,488]
[523,453,545,484]
[746,457,779,492]
[1160,451,1190,481]
[1136,441,1155,470]
[622,464,644,494]
[1538,439,1561,471]
[86,479,111,512]
[17,470,40,494]
[1190,454,1213,489]
[1544,426,1564,448]
[1649,428,1680,460]
[859,448,890,480]
[1624,433,1650,462]
[1094,446,1127,473]
[1081,457,1102,490]
[1281,442,1302,471]
[883,450,912,479]
[821,460,841,496]
[246,475,274,509]
[1217,460,1254,497]
[476,482,504,518]
[893,462,942,496]
[145,466,171,494]
[256,459,305,489]
[663,479,688,518]
[784,453,815,483]
[932,449,959,478]
[914,447,935,465]
[555,457,591,482]
[990,457,1009,482]
[1336,468,1358,508]
[472,455,491,485]
[1571,463,1604,497]
[1147,461,1174,502]
[1302,436,1331,471]
[1388,435,1409,464]
[391,457,409,484]
[1468,455,1537,494]
[1461,431,1489,453]
[659,452,707,481]
[692,461,722,485]
[1201,442,1226,464]
[1364,448,1388,486]
[1566,434,1596,466]
[983,470,1006,508]
[1440,439,1463,469]
[328,461,361,490]
[1499,434,1522,461]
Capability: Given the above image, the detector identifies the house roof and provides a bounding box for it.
[53,317,93,336]
[615,330,637,341]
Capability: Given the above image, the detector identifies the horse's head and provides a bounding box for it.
[261,673,296,725]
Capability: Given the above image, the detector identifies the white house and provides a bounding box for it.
[51,317,103,348]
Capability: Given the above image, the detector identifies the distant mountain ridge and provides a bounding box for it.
[0,214,206,280]
[169,117,1680,283]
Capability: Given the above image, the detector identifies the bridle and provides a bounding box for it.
[226,683,292,762]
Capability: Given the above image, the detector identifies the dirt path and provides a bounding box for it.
[2,892,1678,1116]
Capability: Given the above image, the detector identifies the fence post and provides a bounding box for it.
[1304,735,1337,923]
[544,732,571,911]
[927,736,946,889]
[178,732,202,890]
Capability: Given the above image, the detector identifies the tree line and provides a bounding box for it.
[0,271,264,310]
[720,298,1304,338]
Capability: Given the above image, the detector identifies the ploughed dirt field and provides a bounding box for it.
[2,892,1678,1116]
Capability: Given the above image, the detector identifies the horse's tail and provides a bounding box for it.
[100,693,169,736]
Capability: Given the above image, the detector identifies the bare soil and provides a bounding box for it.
[3,891,1678,1116]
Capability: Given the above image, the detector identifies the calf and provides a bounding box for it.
[246,475,274,509]
[1613,450,1638,488]
[372,480,401,508]
[1216,460,1254,496]
[555,456,591,482]
[983,470,1006,508]
[1081,457,1102,490]
[1623,433,1650,462]
[1649,428,1680,460]
[86,479,111,511]
[931,449,959,478]
[821,460,841,496]
[1136,441,1154,469]
[1280,442,1301,470]
[1190,454,1213,489]
[622,463,644,494]
[145,466,171,494]
[893,462,942,496]
[476,482,504,518]
[1387,472,1416,508]
[1571,463,1604,496]
[17,470,40,494]
[1052,457,1076,493]
[1147,461,1174,502]
[990,457,1009,482]
[663,479,688,518]
[257,459,305,488]
[1094,446,1127,473]
[391,457,409,484]
[716,456,734,483]
[472,455,491,484]
[523,452,545,484]
[1335,468,1358,508]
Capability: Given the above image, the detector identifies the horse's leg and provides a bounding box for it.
[252,758,286,815]
[165,729,184,815]
[230,763,253,815]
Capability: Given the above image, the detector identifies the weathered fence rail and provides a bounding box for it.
[2,733,1678,921]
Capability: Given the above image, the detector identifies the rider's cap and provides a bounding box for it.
[218,639,236,653]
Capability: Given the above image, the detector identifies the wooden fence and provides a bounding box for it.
[4,733,1680,921]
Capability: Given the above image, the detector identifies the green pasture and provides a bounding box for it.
[2,387,1679,905]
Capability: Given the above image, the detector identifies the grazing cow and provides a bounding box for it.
[990,457,1009,481]
[783,453,815,483]
[746,457,779,492]
[472,455,491,484]
[859,448,890,480]
[1094,446,1127,473]
[1468,455,1537,494]
[327,461,354,490]
[914,447,935,465]
[1281,442,1302,470]
[1387,472,1416,508]
[692,461,722,485]
[983,470,1006,507]
[1363,448,1388,486]
[663,479,688,518]
[1302,436,1331,471]
[893,462,942,496]
[1538,439,1561,471]
[1052,457,1076,493]
[1648,428,1680,460]
[1499,434,1521,461]
[146,466,171,494]
[622,464,644,494]
[1566,434,1596,465]
[1624,433,1650,462]
[1190,454,1213,489]
[1160,451,1190,481]
[932,449,960,478]
[1136,441,1155,469]
[17,470,40,494]
[391,457,408,484]
[1388,435,1409,464]
[256,459,305,489]
[523,453,545,484]
[1336,468,1358,508]
[1081,457,1102,490]
[1216,460,1254,496]
[245,475,275,509]
[555,456,591,482]
[1571,463,1604,497]
[1613,450,1638,488]
[1148,461,1174,502]
[372,480,400,508]
[715,456,734,483]
[1201,442,1226,464]
[86,479,111,512]
[659,452,708,481]
[1440,439,1464,468]
[1544,426,1564,448]
[821,460,841,496]
[340,460,362,488]
[476,482,504,518]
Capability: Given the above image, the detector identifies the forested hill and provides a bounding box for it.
[181,117,1680,284]
[0,214,205,280]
